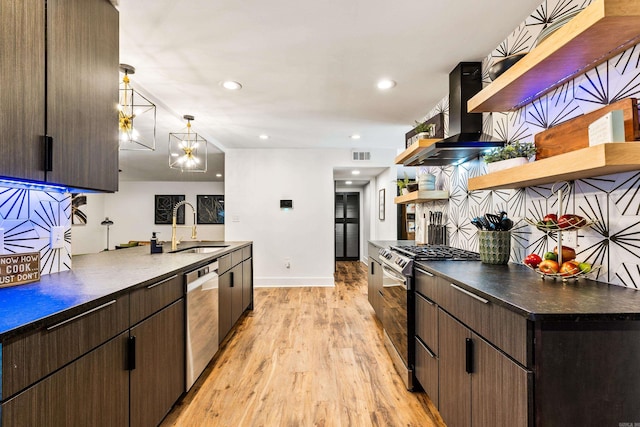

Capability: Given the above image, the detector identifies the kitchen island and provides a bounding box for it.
[0,241,253,427]
[369,240,640,426]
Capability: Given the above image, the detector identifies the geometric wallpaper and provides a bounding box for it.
[0,186,72,276]
[415,0,640,288]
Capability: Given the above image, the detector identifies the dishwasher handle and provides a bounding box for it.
[186,261,219,293]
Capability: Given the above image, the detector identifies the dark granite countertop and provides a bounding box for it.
[369,240,640,321]
[417,260,640,321]
[0,241,251,340]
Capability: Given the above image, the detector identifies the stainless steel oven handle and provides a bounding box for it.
[450,283,489,304]
[381,265,408,290]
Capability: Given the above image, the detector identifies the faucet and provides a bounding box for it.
[171,201,197,250]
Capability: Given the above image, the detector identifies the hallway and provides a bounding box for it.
[161,261,444,426]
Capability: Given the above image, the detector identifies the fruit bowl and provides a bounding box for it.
[524,217,597,232]
[524,263,600,282]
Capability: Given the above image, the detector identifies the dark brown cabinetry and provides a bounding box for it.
[0,0,118,191]
[130,299,185,427]
[1,332,130,427]
[367,243,383,320]
[219,247,254,343]
[438,309,530,427]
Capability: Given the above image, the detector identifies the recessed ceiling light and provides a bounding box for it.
[259,134,269,140]
[346,181,353,185]
[377,79,396,90]
[216,173,222,178]
[350,134,361,140]
[221,80,242,90]
[352,170,360,175]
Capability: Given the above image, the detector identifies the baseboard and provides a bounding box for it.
[254,276,335,287]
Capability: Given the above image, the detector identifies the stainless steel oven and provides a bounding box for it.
[378,248,415,390]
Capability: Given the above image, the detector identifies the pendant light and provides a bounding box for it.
[169,115,208,172]
[118,64,156,151]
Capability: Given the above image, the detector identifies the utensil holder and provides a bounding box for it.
[478,231,511,264]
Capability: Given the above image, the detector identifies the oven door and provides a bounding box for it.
[380,264,412,388]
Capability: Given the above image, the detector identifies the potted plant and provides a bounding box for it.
[409,121,436,145]
[396,173,418,195]
[483,141,537,173]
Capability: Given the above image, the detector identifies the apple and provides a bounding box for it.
[578,262,592,273]
[524,253,542,268]
[557,214,586,229]
[560,260,580,276]
[543,251,557,261]
[554,245,576,261]
[538,259,560,274]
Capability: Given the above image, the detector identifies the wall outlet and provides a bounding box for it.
[50,226,65,249]
[232,215,240,222]
[561,231,578,249]
[284,258,291,269]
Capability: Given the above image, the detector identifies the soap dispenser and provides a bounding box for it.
[150,232,163,254]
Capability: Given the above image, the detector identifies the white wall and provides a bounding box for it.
[72,181,225,254]
[372,167,398,241]
[225,148,396,287]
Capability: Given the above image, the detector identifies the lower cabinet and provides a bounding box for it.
[219,248,254,343]
[1,332,130,427]
[438,309,530,427]
[367,248,383,320]
[130,299,185,427]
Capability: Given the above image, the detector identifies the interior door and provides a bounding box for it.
[335,192,360,261]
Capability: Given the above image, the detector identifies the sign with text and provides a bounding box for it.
[0,252,41,288]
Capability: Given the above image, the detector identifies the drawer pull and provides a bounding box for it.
[415,268,434,277]
[465,338,474,374]
[416,292,435,306]
[450,284,489,304]
[46,300,117,331]
[416,336,436,359]
[146,274,178,289]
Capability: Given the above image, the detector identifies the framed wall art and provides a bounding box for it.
[197,195,224,224]
[378,189,385,221]
[155,195,185,225]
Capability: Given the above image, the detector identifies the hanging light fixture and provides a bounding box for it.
[118,64,156,151]
[168,115,208,172]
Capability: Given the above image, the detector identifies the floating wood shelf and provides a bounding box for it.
[467,143,640,190]
[395,139,442,165]
[468,0,640,113]
[394,190,449,204]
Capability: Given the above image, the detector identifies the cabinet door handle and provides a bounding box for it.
[416,292,435,306]
[128,336,136,371]
[230,271,234,287]
[146,274,178,289]
[465,338,474,374]
[416,336,436,359]
[450,284,489,304]
[46,300,116,331]
[415,268,434,277]
[371,262,374,275]
[44,135,53,172]
[378,290,384,297]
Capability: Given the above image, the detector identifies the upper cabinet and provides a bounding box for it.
[0,0,119,192]
[468,0,640,113]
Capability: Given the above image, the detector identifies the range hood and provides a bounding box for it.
[407,62,505,166]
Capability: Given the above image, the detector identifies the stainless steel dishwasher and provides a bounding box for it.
[185,261,219,391]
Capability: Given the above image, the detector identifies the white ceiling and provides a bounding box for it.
[117,0,542,182]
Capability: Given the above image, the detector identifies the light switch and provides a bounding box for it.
[50,226,65,249]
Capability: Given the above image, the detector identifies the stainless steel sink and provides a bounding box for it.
[173,246,228,254]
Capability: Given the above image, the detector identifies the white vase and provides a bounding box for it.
[486,157,529,173]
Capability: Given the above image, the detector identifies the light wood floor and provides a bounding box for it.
[161,261,445,427]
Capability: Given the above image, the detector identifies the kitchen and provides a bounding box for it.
[2,0,640,425]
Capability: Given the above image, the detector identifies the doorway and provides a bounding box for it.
[335,192,360,261]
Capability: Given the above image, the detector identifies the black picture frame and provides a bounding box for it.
[155,195,185,225]
[197,195,224,224]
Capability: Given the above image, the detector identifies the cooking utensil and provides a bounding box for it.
[485,213,503,230]
[471,218,484,230]
[501,217,514,231]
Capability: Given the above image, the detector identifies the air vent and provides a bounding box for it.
[352,151,371,161]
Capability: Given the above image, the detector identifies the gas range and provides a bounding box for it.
[378,244,480,276]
